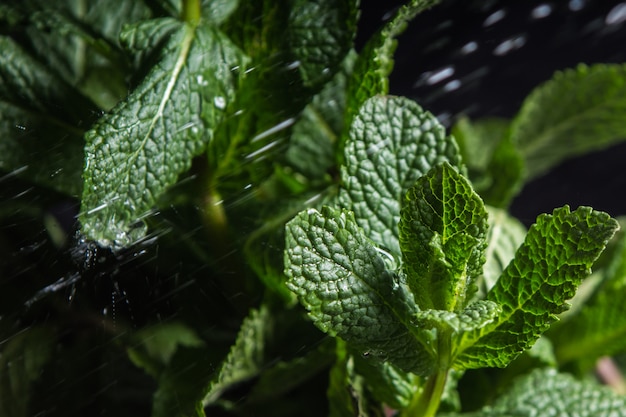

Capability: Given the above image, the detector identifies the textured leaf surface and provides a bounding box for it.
[490,368,626,417]
[454,206,618,369]
[415,301,501,334]
[287,0,358,89]
[479,207,526,297]
[338,96,463,256]
[512,63,626,179]
[0,36,96,196]
[550,221,626,370]
[284,206,433,374]
[399,163,488,311]
[80,18,246,247]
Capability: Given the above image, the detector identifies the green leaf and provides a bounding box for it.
[512,63,626,180]
[127,321,204,378]
[549,220,626,370]
[0,326,55,417]
[452,117,523,207]
[246,340,335,404]
[345,0,440,121]
[80,18,246,247]
[200,0,239,24]
[399,162,488,311]
[0,36,97,196]
[23,1,147,109]
[488,368,626,417]
[352,353,422,410]
[152,345,215,417]
[287,0,358,89]
[415,301,501,334]
[284,206,434,375]
[479,207,526,297]
[338,96,463,256]
[287,50,356,180]
[203,306,270,405]
[454,206,619,370]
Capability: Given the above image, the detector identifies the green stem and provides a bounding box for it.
[403,332,451,417]
[182,0,201,25]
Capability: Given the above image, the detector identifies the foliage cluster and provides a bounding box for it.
[2,1,626,416]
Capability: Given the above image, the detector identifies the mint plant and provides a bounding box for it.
[2,1,626,416]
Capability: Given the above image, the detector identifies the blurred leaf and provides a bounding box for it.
[0,326,55,417]
[479,207,526,297]
[0,36,96,196]
[127,321,204,379]
[287,0,358,89]
[512,63,626,180]
[452,117,523,207]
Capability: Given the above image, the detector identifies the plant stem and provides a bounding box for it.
[403,332,451,417]
[182,0,201,25]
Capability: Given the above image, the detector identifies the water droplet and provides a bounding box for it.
[483,9,506,27]
[531,4,553,19]
[196,75,208,86]
[15,124,26,131]
[606,3,626,25]
[460,41,478,55]
[362,351,371,358]
[568,0,585,11]
[425,66,455,85]
[285,61,301,70]
[493,35,526,56]
[443,79,461,92]
[214,96,226,110]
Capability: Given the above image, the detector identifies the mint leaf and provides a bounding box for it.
[246,340,335,404]
[200,0,239,24]
[399,162,488,311]
[452,117,523,207]
[549,220,626,370]
[287,50,356,181]
[415,301,501,334]
[127,321,204,379]
[80,18,246,247]
[455,206,618,370]
[284,206,433,374]
[512,63,626,179]
[0,326,55,417]
[346,0,440,120]
[338,96,463,256]
[352,354,421,410]
[480,207,526,297]
[203,306,270,405]
[489,368,626,417]
[287,0,358,89]
[0,36,95,196]
[24,2,146,110]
